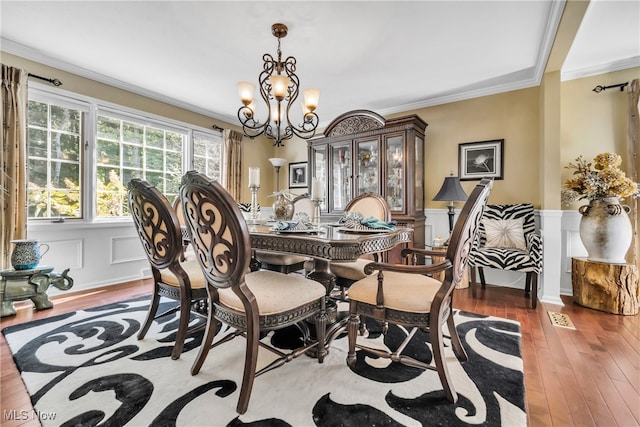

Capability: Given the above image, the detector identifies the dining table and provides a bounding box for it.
[247,222,414,293]
[247,222,414,348]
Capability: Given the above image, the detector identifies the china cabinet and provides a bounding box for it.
[308,110,427,257]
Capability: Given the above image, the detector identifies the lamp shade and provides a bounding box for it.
[433,176,468,202]
[268,158,287,168]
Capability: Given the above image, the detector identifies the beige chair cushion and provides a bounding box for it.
[255,250,308,266]
[330,258,373,281]
[348,198,387,221]
[159,249,207,289]
[348,271,442,313]
[294,197,315,217]
[218,270,326,315]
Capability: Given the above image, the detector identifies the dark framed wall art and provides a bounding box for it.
[289,162,308,188]
[458,139,504,181]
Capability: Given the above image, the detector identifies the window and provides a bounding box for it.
[95,113,186,217]
[26,85,224,221]
[27,99,85,219]
[193,130,223,182]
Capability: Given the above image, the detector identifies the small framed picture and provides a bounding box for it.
[289,162,308,188]
[458,139,504,181]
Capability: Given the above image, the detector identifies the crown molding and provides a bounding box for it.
[561,56,640,81]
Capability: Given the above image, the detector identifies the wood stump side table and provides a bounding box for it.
[1,266,74,317]
[430,246,469,289]
[571,257,639,315]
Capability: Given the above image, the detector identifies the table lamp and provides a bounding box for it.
[433,172,468,238]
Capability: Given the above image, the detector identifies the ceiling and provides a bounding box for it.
[1,1,639,128]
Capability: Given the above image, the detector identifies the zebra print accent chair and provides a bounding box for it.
[468,203,542,308]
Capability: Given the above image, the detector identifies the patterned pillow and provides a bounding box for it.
[483,218,527,250]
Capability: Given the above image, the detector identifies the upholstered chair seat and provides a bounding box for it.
[158,249,207,290]
[348,271,441,312]
[218,270,325,315]
[329,258,371,282]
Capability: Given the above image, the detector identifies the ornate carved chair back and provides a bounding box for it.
[442,178,494,299]
[345,192,391,221]
[292,193,315,218]
[128,179,183,277]
[179,171,251,291]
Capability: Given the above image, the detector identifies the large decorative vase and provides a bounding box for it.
[10,239,50,270]
[273,193,294,221]
[578,197,632,264]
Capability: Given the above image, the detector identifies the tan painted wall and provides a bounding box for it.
[560,67,640,210]
[391,87,541,208]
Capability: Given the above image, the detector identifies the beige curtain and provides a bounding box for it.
[1,65,28,270]
[628,79,639,267]
[224,129,244,200]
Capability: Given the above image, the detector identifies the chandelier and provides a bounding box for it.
[237,23,320,147]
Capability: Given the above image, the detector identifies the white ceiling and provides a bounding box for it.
[1,1,639,128]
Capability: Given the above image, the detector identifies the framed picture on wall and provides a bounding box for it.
[458,139,504,181]
[289,162,308,188]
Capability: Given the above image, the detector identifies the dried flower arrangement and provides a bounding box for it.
[562,152,639,205]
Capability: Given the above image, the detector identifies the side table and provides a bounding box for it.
[1,266,74,317]
[571,257,639,315]
[430,246,469,289]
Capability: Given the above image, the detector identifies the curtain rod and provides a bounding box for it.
[28,73,62,87]
[592,82,628,93]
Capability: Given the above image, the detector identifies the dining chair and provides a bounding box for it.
[127,179,208,360]
[255,193,313,274]
[468,203,542,308]
[330,192,392,299]
[345,178,493,403]
[179,172,327,414]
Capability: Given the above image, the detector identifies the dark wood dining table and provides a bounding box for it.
[247,222,413,294]
[247,222,413,349]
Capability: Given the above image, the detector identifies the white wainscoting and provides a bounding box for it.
[28,220,149,297]
[425,208,584,306]
[27,208,584,303]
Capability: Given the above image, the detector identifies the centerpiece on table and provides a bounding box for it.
[269,190,295,221]
[563,152,639,263]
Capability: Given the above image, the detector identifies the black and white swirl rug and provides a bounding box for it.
[2,297,526,426]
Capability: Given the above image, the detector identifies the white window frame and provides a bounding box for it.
[27,82,225,226]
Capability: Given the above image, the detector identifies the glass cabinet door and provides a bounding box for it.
[355,138,379,196]
[311,145,327,210]
[331,144,352,211]
[385,135,404,211]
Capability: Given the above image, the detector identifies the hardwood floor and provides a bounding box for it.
[1,280,638,426]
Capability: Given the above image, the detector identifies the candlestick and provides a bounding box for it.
[311,198,322,226]
[311,178,324,200]
[249,185,260,220]
[248,167,260,187]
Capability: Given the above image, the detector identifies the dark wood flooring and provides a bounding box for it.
[1,280,639,426]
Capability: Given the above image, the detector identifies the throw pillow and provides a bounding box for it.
[483,218,527,250]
